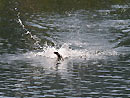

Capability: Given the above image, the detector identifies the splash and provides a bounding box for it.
[16,8,42,49]
[17,41,117,70]
[24,43,118,62]
[14,8,118,69]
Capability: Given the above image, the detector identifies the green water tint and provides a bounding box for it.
[0,0,130,98]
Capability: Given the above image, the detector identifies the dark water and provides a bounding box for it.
[0,0,130,98]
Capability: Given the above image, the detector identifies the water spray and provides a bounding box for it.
[15,8,43,50]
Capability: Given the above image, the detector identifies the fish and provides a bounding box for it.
[54,52,64,61]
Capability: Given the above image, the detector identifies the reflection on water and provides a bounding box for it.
[0,0,130,98]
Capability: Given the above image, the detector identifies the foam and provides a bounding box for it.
[24,43,118,61]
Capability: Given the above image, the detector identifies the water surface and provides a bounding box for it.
[0,0,130,98]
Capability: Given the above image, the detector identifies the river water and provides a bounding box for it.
[0,0,130,98]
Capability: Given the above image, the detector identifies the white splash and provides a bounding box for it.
[23,43,118,65]
[0,42,118,71]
